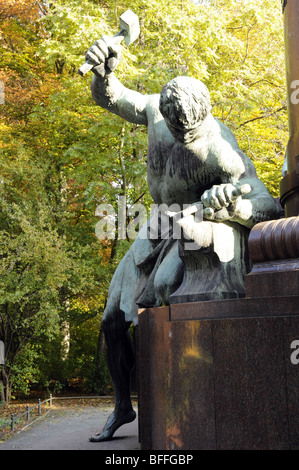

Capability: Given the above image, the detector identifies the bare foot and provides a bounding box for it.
[89,409,136,442]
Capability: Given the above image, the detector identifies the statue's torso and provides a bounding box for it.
[147,139,217,207]
[145,99,242,208]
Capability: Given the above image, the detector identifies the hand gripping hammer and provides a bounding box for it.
[78,9,140,76]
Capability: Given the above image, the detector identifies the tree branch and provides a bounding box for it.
[132,192,146,205]
[237,106,287,128]
[249,79,285,90]
[241,23,255,65]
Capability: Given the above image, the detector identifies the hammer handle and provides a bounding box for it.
[78,61,94,76]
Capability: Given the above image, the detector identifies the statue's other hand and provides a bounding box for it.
[85,35,122,77]
[201,183,251,221]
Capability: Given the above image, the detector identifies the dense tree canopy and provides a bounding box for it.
[0,0,288,402]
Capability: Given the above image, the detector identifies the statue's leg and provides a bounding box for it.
[89,310,136,442]
[89,229,154,442]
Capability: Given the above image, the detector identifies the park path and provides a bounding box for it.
[0,405,139,450]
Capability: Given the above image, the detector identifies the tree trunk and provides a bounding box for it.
[0,367,11,403]
[0,377,4,403]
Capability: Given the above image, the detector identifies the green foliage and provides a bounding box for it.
[9,347,40,397]
[67,316,111,394]
[0,0,289,400]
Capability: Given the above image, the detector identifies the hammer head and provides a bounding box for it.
[119,9,140,46]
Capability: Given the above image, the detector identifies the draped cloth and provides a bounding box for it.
[103,207,182,325]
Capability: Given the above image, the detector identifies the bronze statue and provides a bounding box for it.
[82,29,279,442]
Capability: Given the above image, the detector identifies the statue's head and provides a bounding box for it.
[159,76,211,143]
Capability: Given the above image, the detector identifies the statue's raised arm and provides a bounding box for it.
[85,35,149,126]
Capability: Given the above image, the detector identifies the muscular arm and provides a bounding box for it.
[91,73,149,126]
[231,171,280,228]
[201,138,280,229]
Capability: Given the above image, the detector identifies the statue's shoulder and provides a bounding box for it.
[207,117,254,176]
[143,93,165,124]
[214,117,239,148]
[146,93,161,109]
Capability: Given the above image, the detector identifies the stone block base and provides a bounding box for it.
[137,298,299,450]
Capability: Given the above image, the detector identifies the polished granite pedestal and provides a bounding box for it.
[137,226,299,450]
[137,298,299,450]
